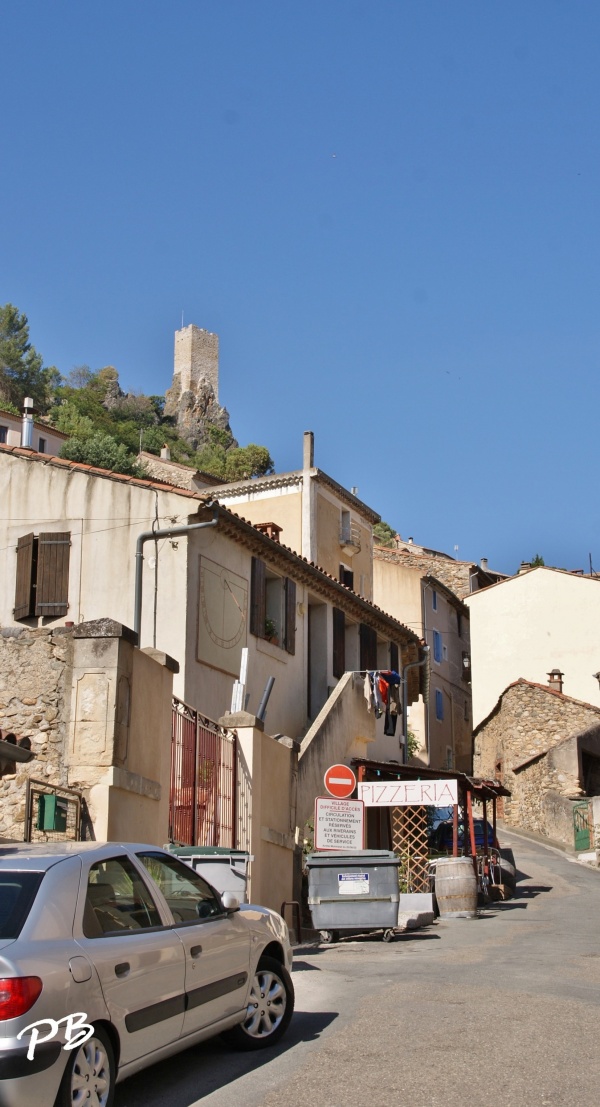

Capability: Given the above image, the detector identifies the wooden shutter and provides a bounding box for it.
[35,532,71,617]
[250,557,266,637]
[284,578,296,655]
[332,607,346,678]
[390,642,399,673]
[359,623,377,671]
[14,533,35,619]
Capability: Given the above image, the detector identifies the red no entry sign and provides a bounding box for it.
[324,763,357,799]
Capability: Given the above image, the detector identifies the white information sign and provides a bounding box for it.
[358,779,458,808]
[338,872,369,895]
[314,797,365,851]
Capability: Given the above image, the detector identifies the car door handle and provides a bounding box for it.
[190,945,202,959]
[115,962,130,977]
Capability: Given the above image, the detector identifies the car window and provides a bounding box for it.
[137,852,224,923]
[83,856,163,938]
[0,872,44,938]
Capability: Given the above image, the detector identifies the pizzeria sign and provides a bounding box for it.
[357,779,458,807]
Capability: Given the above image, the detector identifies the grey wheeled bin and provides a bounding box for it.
[306,850,400,943]
[166,845,252,903]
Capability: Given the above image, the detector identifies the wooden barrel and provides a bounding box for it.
[434,857,478,918]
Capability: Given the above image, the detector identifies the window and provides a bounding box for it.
[445,746,454,769]
[83,856,163,937]
[38,437,46,454]
[390,642,399,673]
[0,426,7,444]
[432,589,437,611]
[250,557,296,653]
[339,564,354,590]
[435,688,444,721]
[359,623,377,671]
[433,630,443,664]
[332,607,345,678]
[0,872,44,939]
[137,852,223,923]
[14,531,71,619]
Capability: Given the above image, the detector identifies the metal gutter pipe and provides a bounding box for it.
[134,504,219,641]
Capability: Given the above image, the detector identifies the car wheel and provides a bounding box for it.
[55,1026,115,1107]
[222,955,294,1051]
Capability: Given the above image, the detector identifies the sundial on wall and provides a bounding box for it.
[198,557,248,674]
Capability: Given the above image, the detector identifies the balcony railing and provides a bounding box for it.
[339,522,361,554]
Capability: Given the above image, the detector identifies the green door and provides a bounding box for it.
[573,801,591,851]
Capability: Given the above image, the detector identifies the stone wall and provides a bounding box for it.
[0,626,74,840]
[474,680,600,842]
[374,547,474,600]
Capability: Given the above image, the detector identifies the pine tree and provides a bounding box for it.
[0,303,55,411]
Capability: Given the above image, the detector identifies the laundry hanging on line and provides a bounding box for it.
[364,671,402,728]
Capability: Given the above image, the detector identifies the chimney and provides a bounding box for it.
[547,669,564,694]
[519,561,531,574]
[303,431,314,469]
[21,397,34,448]
[160,444,171,461]
[480,557,488,570]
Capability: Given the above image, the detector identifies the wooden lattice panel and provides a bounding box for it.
[391,805,430,893]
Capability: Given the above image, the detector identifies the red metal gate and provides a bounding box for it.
[169,697,237,847]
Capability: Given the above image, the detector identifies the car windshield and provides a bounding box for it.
[0,871,44,938]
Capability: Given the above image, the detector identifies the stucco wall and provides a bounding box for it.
[208,485,304,561]
[297,672,375,826]
[373,556,472,771]
[466,568,600,726]
[316,486,373,597]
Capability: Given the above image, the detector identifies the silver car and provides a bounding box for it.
[0,842,294,1107]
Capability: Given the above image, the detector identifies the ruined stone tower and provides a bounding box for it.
[174,325,219,401]
[164,324,236,452]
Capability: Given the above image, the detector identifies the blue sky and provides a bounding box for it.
[2,2,599,574]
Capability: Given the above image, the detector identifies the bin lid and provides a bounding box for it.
[306,850,400,866]
[165,845,250,858]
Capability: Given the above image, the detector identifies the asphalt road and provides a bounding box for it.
[115,830,600,1107]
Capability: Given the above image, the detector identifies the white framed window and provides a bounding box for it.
[433,630,442,664]
[0,426,7,444]
[435,688,444,721]
[442,643,448,661]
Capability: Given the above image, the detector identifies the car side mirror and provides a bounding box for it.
[221,891,240,912]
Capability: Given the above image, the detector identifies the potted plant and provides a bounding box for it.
[264,617,278,644]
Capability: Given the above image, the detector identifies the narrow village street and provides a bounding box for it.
[115,830,600,1107]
